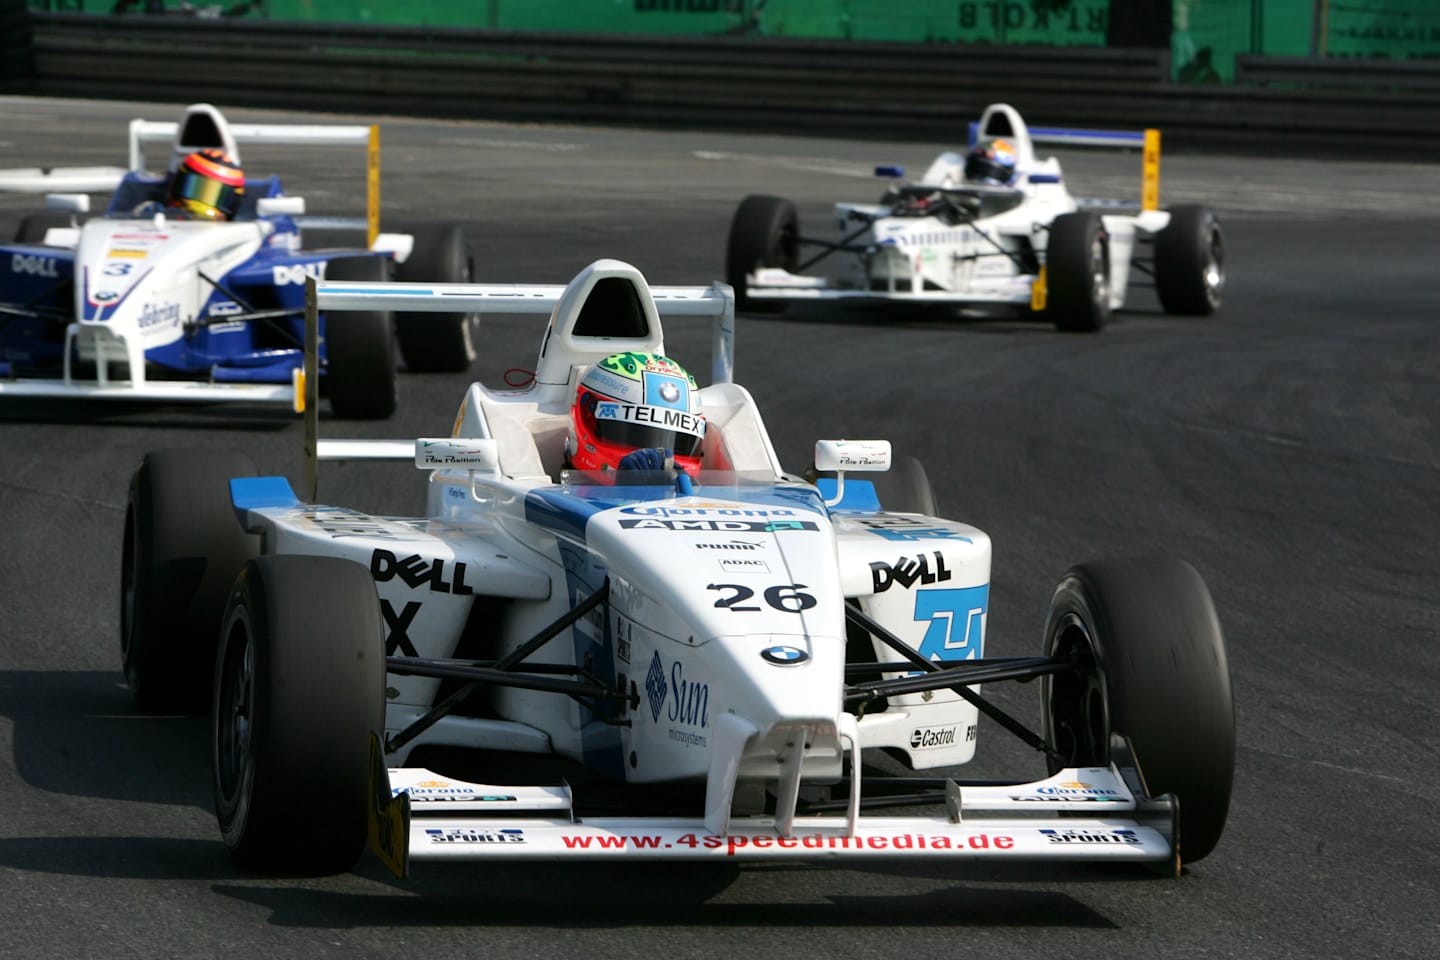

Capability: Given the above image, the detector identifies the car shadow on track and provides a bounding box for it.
[0,669,212,808]
[740,302,1170,334]
[212,861,1120,928]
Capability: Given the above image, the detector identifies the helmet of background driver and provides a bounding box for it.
[568,351,705,474]
[167,148,245,221]
[962,137,1018,186]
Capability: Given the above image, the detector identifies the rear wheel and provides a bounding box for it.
[726,194,799,312]
[324,256,396,419]
[1155,205,1224,315]
[14,212,73,244]
[213,555,384,874]
[121,450,258,713]
[1041,557,1234,863]
[393,222,477,373]
[1045,212,1110,332]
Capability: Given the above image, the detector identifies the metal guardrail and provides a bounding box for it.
[1236,54,1440,91]
[14,12,1440,155]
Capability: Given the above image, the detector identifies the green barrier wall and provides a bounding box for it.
[29,0,1440,70]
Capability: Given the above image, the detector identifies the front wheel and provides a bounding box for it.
[1045,212,1110,333]
[213,555,385,874]
[1154,205,1224,316]
[1041,557,1234,863]
[324,256,396,419]
[726,194,799,312]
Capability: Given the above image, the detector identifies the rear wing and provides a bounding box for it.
[0,106,383,246]
[128,116,382,245]
[967,103,1162,212]
[300,270,736,500]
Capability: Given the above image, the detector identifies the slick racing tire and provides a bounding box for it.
[1155,205,1224,316]
[213,555,384,875]
[1041,557,1235,864]
[1045,212,1111,333]
[325,255,397,420]
[726,194,799,312]
[14,212,74,244]
[868,455,939,517]
[121,450,259,713]
[393,222,478,373]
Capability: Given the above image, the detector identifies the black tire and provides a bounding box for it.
[14,212,74,244]
[1041,557,1234,863]
[1155,205,1224,316]
[726,194,799,312]
[213,555,384,874]
[1045,211,1111,333]
[121,450,259,713]
[392,222,476,373]
[868,455,938,516]
[324,256,396,420]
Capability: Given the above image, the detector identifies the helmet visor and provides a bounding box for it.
[964,153,1014,185]
[591,398,704,458]
[170,171,242,217]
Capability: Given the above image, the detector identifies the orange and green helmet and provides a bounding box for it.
[568,351,705,473]
[167,149,245,221]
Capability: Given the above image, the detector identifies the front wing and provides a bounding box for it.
[371,758,1178,873]
[744,268,1039,307]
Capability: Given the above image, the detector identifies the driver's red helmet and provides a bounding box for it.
[167,149,245,221]
[568,351,705,473]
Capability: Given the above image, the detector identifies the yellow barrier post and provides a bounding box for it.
[1142,128,1161,212]
[367,125,380,248]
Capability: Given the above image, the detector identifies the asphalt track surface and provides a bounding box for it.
[1,97,1437,958]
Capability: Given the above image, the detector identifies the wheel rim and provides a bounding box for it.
[1202,227,1225,308]
[215,618,255,809]
[1045,615,1108,769]
[1088,234,1109,308]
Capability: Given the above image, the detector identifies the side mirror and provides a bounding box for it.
[874,165,905,179]
[815,440,891,508]
[415,437,499,474]
[815,439,891,472]
[257,196,306,217]
[44,193,90,215]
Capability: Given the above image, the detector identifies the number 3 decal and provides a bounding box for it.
[708,583,817,613]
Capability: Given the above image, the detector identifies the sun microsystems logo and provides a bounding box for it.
[645,651,668,723]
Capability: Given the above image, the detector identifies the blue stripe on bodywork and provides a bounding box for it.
[815,477,881,513]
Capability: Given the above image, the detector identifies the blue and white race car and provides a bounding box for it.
[726,103,1224,331]
[123,260,1235,877]
[0,103,475,418]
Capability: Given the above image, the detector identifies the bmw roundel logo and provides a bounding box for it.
[659,382,680,403]
[761,645,808,666]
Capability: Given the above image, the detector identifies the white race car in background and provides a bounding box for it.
[726,103,1224,331]
[123,260,1234,877]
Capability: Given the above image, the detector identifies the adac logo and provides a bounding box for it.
[760,645,808,666]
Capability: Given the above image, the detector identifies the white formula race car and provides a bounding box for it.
[726,103,1224,331]
[122,260,1234,877]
